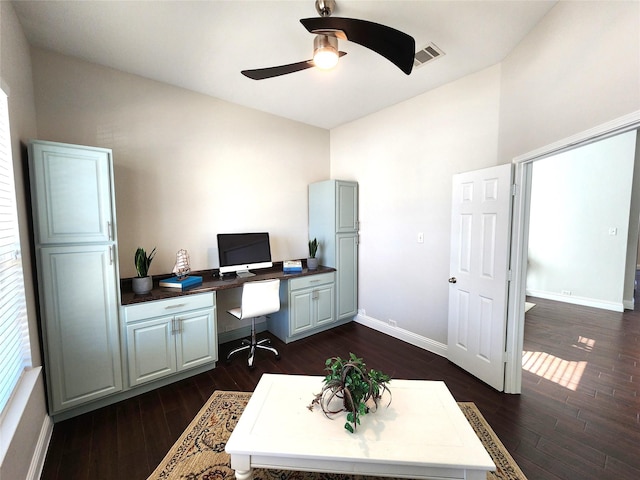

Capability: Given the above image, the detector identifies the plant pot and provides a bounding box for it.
[307,257,319,270]
[132,276,153,294]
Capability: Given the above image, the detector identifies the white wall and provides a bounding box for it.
[527,131,638,311]
[498,0,640,163]
[30,49,331,278]
[0,2,49,479]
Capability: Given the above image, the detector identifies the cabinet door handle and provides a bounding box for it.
[107,221,113,240]
[171,318,183,335]
[165,304,186,310]
[109,246,113,265]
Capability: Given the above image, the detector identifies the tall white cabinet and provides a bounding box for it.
[29,140,122,415]
[309,180,358,321]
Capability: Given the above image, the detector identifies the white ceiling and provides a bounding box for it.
[11,0,558,129]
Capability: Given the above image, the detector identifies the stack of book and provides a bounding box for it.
[283,260,302,273]
[159,275,203,290]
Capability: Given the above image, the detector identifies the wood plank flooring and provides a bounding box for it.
[40,297,639,480]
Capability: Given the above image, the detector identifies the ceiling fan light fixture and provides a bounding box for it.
[313,34,339,69]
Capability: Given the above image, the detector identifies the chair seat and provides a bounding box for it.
[228,307,241,319]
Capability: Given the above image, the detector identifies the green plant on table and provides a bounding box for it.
[134,246,156,277]
[309,353,391,433]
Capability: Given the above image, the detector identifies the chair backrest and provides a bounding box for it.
[239,279,281,319]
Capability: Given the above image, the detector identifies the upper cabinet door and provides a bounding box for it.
[336,181,358,232]
[29,141,114,244]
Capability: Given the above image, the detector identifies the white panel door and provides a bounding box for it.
[447,164,512,391]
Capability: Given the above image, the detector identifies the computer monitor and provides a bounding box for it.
[217,232,273,277]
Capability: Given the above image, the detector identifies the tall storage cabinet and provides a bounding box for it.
[309,180,358,321]
[29,140,122,415]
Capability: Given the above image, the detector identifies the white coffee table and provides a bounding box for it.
[225,373,495,480]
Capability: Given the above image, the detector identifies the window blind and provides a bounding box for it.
[0,88,32,416]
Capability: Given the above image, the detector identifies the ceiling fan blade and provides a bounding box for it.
[300,17,415,75]
[242,52,347,80]
[242,59,315,80]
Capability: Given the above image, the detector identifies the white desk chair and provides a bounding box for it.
[226,278,281,368]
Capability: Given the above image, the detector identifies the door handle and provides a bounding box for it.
[448,277,457,284]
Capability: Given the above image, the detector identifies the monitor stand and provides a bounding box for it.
[236,270,255,278]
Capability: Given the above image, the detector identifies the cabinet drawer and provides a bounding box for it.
[124,292,215,323]
[288,272,335,291]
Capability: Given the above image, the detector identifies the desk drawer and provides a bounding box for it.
[288,272,335,291]
[124,292,215,323]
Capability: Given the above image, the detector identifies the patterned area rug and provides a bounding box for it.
[147,390,527,480]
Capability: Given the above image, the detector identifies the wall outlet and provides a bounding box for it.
[561,290,572,296]
[388,319,397,327]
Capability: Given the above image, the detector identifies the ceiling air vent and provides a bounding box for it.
[413,43,445,69]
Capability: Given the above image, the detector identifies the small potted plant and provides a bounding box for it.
[307,238,319,270]
[309,353,391,433]
[132,246,156,294]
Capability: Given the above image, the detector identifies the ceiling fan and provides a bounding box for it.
[241,0,416,80]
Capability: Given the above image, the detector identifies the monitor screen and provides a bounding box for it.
[217,232,273,277]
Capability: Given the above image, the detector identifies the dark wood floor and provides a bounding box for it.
[40,296,639,480]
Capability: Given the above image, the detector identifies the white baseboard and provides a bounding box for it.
[354,312,447,357]
[26,414,53,480]
[526,289,624,312]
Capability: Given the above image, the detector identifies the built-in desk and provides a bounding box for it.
[121,265,340,349]
[121,264,342,342]
[120,264,336,305]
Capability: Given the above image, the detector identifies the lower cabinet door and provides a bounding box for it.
[290,289,313,335]
[315,283,335,326]
[39,245,122,413]
[290,283,336,336]
[176,309,217,371]
[126,316,176,386]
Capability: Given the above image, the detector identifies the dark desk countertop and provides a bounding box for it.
[120,265,336,306]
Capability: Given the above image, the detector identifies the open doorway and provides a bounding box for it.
[504,111,640,394]
[526,130,639,313]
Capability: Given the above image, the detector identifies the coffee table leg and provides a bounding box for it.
[234,469,252,480]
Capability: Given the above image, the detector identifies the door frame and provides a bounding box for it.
[504,110,640,394]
